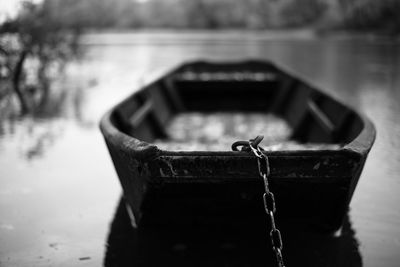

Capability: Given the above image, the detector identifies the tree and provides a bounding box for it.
[0,0,82,114]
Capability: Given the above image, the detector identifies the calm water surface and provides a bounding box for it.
[0,31,399,266]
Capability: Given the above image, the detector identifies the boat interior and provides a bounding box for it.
[110,61,364,150]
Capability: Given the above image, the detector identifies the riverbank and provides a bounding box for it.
[79,29,399,47]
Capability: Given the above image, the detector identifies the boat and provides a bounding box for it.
[100,60,375,232]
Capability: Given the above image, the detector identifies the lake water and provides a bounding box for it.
[0,31,399,266]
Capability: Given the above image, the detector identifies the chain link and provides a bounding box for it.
[232,136,286,267]
[248,139,286,267]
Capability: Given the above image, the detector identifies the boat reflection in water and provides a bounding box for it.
[104,197,362,267]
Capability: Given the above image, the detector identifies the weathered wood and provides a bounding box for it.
[149,153,360,181]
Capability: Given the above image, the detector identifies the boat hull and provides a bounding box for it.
[100,60,375,232]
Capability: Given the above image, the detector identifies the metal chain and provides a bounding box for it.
[232,136,285,267]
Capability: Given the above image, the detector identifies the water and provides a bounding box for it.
[0,31,399,266]
[154,112,339,151]
[155,113,294,151]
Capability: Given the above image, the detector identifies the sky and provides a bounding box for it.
[0,0,42,23]
[0,0,151,23]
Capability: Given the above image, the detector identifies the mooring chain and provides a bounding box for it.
[232,136,285,267]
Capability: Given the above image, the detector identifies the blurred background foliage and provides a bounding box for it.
[2,0,400,32]
[0,0,399,115]
[0,0,82,115]
[3,0,395,32]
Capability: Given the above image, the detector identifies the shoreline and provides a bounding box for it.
[79,28,400,46]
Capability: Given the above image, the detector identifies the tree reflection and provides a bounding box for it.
[0,0,87,160]
[0,79,94,160]
[0,0,82,115]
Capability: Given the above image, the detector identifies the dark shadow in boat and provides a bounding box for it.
[104,197,362,267]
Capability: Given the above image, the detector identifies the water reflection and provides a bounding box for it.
[1,31,399,266]
[105,198,362,267]
[0,75,95,160]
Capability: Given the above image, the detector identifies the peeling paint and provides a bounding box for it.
[162,158,178,176]
[159,167,167,177]
[313,162,321,170]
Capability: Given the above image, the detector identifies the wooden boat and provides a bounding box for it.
[100,60,375,232]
